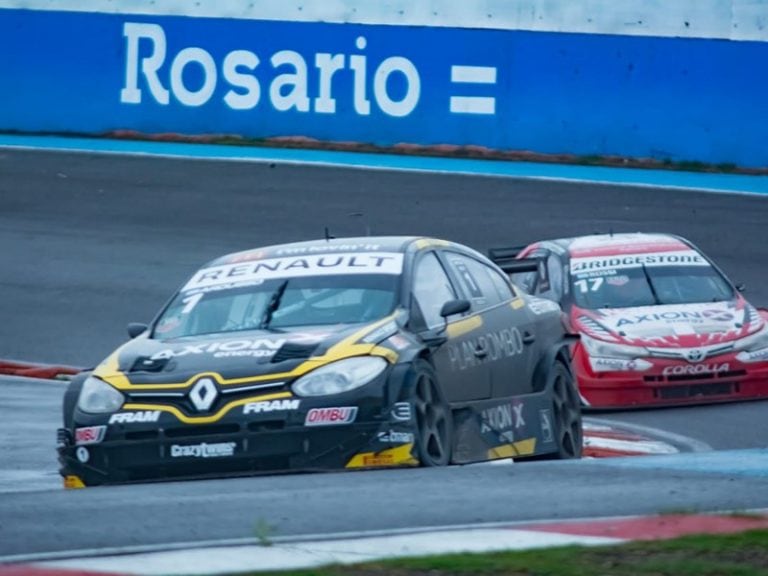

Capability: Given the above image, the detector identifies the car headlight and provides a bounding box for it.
[581,334,649,359]
[77,376,125,413]
[735,324,768,363]
[292,357,388,397]
[735,324,768,352]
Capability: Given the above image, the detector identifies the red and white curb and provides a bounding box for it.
[0,360,80,381]
[582,421,680,457]
[4,512,767,576]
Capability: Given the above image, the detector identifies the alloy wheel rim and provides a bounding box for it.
[553,371,582,457]
[415,374,448,463]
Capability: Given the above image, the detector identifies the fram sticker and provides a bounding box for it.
[183,253,404,291]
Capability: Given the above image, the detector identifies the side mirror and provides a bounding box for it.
[736,283,747,293]
[440,299,471,318]
[127,322,149,339]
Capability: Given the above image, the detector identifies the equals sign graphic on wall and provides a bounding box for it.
[449,65,497,115]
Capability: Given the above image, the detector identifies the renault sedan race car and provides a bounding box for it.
[58,236,582,487]
[491,233,768,409]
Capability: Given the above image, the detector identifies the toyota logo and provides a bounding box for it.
[686,349,705,363]
[189,377,218,412]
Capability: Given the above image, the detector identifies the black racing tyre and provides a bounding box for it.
[546,360,583,459]
[411,360,453,467]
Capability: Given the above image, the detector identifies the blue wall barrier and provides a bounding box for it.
[1,9,767,167]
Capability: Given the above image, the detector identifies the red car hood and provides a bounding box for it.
[572,300,763,348]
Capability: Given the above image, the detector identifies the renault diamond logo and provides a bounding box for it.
[686,349,705,363]
[189,377,218,412]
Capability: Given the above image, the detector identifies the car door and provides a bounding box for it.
[441,251,535,400]
[409,251,492,402]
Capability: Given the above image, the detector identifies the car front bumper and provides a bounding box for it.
[573,345,768,408]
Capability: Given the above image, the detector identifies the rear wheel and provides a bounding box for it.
[412,361,453,467]
[548,360,583,459]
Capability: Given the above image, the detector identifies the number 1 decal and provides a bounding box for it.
[181,292,204,314]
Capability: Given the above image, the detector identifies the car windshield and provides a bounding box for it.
[152,274,399,339]
[571,265,734,309]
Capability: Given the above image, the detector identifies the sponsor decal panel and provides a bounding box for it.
[151,338,287,360]
[590,357,652,372]
[570,250,706,274]
[569,234,683,254]
[527,298,560,315]
[275,244,383,256]
[613,309,735,327]
[75,425,107,445]
[183,253,404,291]
[75,447,90,463]
[109,410,161,424]
[390,402,412,422]
[305,406,358,426]
[539,409,554,443]
[170,442,237,458]
[480,401,526,443]
[448,327,524,371]
[662,363,730,376]
[243,399,300,414]
[346,444,418,468]
[377,430,415,444]
[363,454,396,466]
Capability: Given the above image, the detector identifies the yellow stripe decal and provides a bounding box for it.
[487,438,537,460]
[63,475,86,489]
[414,238,451,250]
[345,443,419,468]
[122,391,293,425]
[99,315,399,391]
[93,349,132,389]
[446,315,483,339]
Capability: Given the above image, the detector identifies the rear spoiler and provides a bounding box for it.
[488,246,540,274]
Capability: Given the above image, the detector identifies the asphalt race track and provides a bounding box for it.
[2,371,768,559]
[2,148,768,559]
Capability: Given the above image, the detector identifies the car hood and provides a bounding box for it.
[573,300,762,348]
[92,318,401,388]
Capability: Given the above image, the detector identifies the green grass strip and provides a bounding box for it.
[239,529,768,576]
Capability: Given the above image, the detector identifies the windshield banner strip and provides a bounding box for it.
[570,250,706,274]
[183,252,404,291]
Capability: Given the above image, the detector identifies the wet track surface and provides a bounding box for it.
[2,373,768,559]
[1,148,768,558]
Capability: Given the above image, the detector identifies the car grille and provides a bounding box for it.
[123,421,288,441]
[656,382,737,400]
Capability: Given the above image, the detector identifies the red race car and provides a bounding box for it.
[490,233,768,409]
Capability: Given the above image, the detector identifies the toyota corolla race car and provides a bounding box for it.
[58,236,582,487]
[490,233,768,409]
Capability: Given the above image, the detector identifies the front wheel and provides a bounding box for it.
[411,360,453,467]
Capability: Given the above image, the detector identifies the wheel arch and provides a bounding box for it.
[531,338,575,394]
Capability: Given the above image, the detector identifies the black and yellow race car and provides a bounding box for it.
[58,236,582,487]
